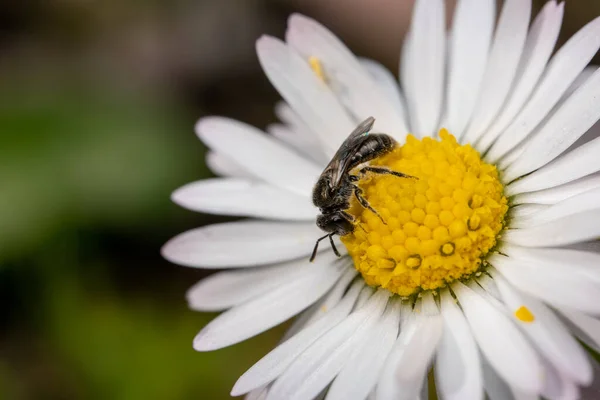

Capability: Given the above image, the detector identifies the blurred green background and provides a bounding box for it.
[1,0,599,399]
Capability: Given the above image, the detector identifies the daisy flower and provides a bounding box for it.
[162,0,600,398]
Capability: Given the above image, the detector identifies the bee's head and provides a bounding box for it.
[316,213,353,236]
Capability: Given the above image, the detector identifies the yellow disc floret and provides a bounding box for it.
[341,130,508,296]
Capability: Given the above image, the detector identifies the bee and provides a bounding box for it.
[310,116,414,262]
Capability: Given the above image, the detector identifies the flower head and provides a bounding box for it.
[163,0,600,399]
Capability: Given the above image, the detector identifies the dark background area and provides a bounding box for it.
[1,0,598,398]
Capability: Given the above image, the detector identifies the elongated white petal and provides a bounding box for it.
[193,256,346,351]
[273,101,320,144]
[490,254,600,315]
[502,209,600,247]
[446,0,495,138]
[507,136,600,195]
[557,306,600,352]
[285,14,409,139]
[540,361,580,400]
[511,187,600,227]
[196,117,321,195]
[492,273,591,385]
[327,298,402,400]
[359,58,407,122]
[231,279,363,396]
[245,386,268,400]
[267,123,327,165]
[498,143,526,170]
[463,0,531,144]
[256,36,355,155]
[376,299,443,400]
[482,359,516,400]
[453,281,543,395]
[487,16,600,162]
[162,220,322,268]
[300,268,358,328]
[172,178,315,221]
[279,269,358,344]
[512,172,600,205]
[510,204,549,219]
[436,289,483,400]
[477,1,564,151]
[505,67,600,181]
[503,245,600,285]
[187,262,321,311]
[403,0,445,136]
[267,290,390,400]
[206,151,254,179]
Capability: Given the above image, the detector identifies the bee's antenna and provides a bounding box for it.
[310,234,330,262]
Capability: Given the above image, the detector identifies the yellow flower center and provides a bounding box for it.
[341,130,508,297]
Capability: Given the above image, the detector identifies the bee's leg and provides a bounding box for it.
[310,233,330,262]
[310,233,341,262]
[328,234,341,258]
[358,166,416,179]
[339,210,357,223]
[353,186,386,225]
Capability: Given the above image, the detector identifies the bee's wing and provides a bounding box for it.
[327,116,375,186]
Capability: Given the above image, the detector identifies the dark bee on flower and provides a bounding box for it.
[310,116,415,262]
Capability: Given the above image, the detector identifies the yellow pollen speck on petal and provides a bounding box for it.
[308,56,326,82]
[341,130,508,296]
[515,306,535,322]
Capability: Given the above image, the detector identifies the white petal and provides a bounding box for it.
[482,359,516,400]
[581,360,600,400]
[486,16,600,162]
[172,178,315,221]
[266,289,391,400]
[510,203,550,219]
[435,289,483,400]
[539,360,580,400]
[162,220,322,268]
[502,245,600,285]
[462,0,531,144]
[492,273,592,385]
[187,262,324,312]
[512,172,600,205]
[285,14,409,139]
[279,266,358,343]
[510,187,600,227]
[300,267,359,328]
[245,386,268,400]
[502,208,600,247]
[256,36,355,155]
[452,281,543,395]
[507,136,600,195]
[206,151,254,179]
[267,123,327,165]
[505,67,600,181]
[193,256,346,351]
[359,58,407,123]
[231,279,364,396]
[376,299,443,400]
[477,1,564,151]
[556,306,600,353]
[490,254,600,315]
[327,298,402,400]
[446,0,495,138]
[402,0,445,136]
[196,117,321,195]
[497,136,526,170]
[273,101,320,145]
